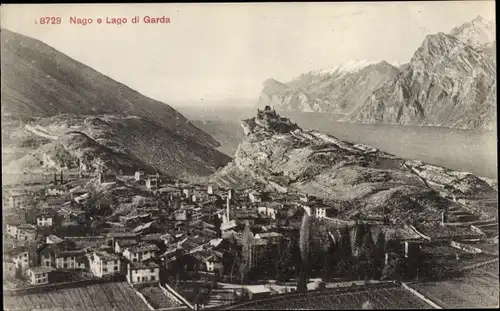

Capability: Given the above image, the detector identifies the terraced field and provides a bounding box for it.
[4,282,150,311]
[139,285,181,309]
[411,262,499,308]
[223,283,432,310]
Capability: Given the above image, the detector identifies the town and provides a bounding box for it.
[3,161,498,310]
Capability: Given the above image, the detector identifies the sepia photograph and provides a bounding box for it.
[1,2,497,310]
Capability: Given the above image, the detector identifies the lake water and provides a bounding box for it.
[180,107,497,179]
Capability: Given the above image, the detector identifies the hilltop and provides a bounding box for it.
[211,108,497,225]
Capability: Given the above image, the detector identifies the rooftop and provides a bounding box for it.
[129,261,160,270]
[29,266,56,274]
[245,285,271,294]
[94,251,120,261]
[126,242,160,253]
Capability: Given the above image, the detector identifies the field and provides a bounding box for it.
[411,262,499,308]
[223,283,432,310]
[4,282,150,311]
[139,285,181,309]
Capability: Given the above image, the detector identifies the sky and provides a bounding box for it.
[1,2,495,104]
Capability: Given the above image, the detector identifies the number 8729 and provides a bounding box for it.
[40,17,62,24]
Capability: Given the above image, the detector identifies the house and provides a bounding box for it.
[88,251,121,278]
[135,170,145,181]
[182,188,192,198]
[248,191,262,203]
[8,192,32,209]
[126,261,160,285]
[313,203,336,219]
[114,239,138,254]
[245,285,271,300]
[16,224,37,241]
[123,242,159,262]
[205,253,223,272]
[146,176,159,191]
[257,206,277,219]
[28,266,55,285]
[5,247,30,273]
[54,250,86,270]
[207,185,219,195]
[174,209,188,221]
[221,220,237,232]
[133,220,159,235]
[254,232,283,242]
[36,209,58,227]
[39,240,78,267]
[5,214,25,238]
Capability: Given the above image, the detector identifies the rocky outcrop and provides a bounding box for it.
[211,109,497,224]
[347,31,496,129]
[257,61,400,114]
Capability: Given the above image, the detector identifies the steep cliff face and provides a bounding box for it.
[348,32,496,129]
[257,61,400,114]
[211,109,497,224]
[258,17,496,130]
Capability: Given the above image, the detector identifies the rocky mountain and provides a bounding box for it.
[347,17,496,129]
[258,16,496,130]
[258,60,401,114]
[1,28,231,178]
[450,15,495,48]
[211,108,497,226]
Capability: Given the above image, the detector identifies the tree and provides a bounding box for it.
[299,213,311,273]
[297,270,307,293]
[321,240,337,282]
[240,221,253,284]
[213,216,222,238]
[381,253,402,281]
[373,231,386,280]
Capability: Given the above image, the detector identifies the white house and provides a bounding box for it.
[89,251,121,278]
[135,171,145,181]
[248,191,262,203]
[123,242,159,263]
[36,211,57,227]
[257,206,277,219]
[126,261,160,285]
[28,266,55,285]
[205,254,223,272]
[314,203,335,219]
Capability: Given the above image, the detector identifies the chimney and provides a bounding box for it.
[441,211,447,225]
[226,197,230,222]
[384,252,389,266]
[404,241,409,258]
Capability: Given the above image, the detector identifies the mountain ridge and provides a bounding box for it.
[1,28,231,179]
[256,16,496,130]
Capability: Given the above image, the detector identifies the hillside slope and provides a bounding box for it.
[1,28,219,148]
[1,28,231,178]
[211,108,497,225]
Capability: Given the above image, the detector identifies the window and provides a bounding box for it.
[151,276,155,281]
[103,268,108,272]
[63,263,68,268]
[133,258,137,262]
[114,266,118,271]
